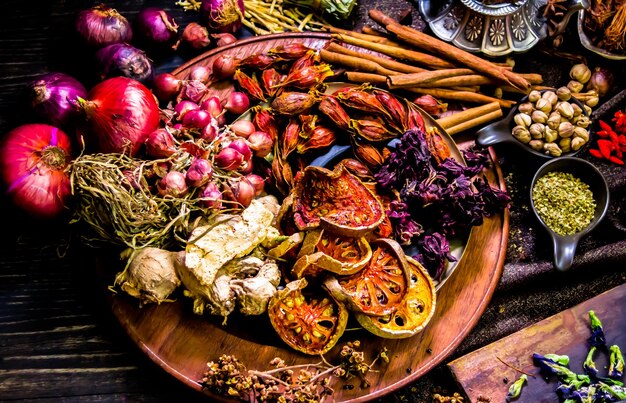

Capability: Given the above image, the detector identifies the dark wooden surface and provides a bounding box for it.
[1,1,625,402]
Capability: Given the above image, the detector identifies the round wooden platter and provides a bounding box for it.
[108,33,510,401]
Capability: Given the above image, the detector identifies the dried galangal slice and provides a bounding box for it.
[323,238,410,317]
[355,256,436,339]
[292,165,385,237]
[268,278,348,355]
[291,229,372,278]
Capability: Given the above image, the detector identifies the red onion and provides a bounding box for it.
[200,182,222,209]
[224,91,249,114]
[0,124,72,218]
[245,173,265,196]
[189,66,211,83]
[153,73,182,103]
[96,43,153,85]
[186,158,213,187]
[174,100,199,121]
[200,118,220,141]
[134,7,178,47]
[201,0,245,33]
[247,131,273,157]
[214,147,244,170]
[227,138,252,161]
[212,33,237,47]
[586,66,614,98]
[231,178,255,207]
[157,171,188,197]
[212,55,237,80]
[229,120,255,138]
[76,4,132,48]
[79,77,159,156]
[177,22,211,50]
[27,72,87,128]
[145,128,177,158]
[182,109,213,129]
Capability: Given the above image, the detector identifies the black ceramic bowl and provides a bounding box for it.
[477,90,590,159]
[530,157,609,271]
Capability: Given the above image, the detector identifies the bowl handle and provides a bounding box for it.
[551,0,590,37]
[476,119,512,148]
[552,234,580,272]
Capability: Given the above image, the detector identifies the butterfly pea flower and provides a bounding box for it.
[609,345,624,379]
[545,354,570,366]
[597,381,626,401]
[583,346,599,377]
[533,353,579,383]
[505,374,527,402]
[588,310,606,348]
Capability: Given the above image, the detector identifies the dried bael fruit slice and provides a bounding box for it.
[291,229,372,278]
[323,238,410,317]
[355,256,436,339]
[292,165,385,237]
[268,278,348,355]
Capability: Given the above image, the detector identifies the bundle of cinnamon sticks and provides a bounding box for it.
[321,10,547,134]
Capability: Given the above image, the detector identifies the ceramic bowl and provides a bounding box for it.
[578,10,626,61]
[530,157,609,271]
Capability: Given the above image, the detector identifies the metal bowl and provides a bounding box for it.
[578,10,626,60]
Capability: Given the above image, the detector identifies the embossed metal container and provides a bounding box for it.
[419,0,588,57]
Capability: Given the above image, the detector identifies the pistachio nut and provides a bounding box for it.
[547,112,562,130]
[528,90,542,103]
[559,137,572,153]
[558,121,574,138]
[556,86,572,101]
[514,113,532,127]
[567,80,584,94]
[543,142,562,157]
[584,105,593,115]
[529,122,545,139]
[542,91,559,106]
[512,125,531,143]
[556,102,575,119]
[572,103,583,117]
[535,98,552,114]
[518,102,534,115]
[529,139,544,151]
[571,136,586,151]
[531,110,548,124]
[570,63,592,84]
[573,127,589,142]
[545,127,559,143]
[576,115,591,128]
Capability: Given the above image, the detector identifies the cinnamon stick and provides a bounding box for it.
[436,102,501,129]
[332,33,457,70]
[344,71,388,86]
[362,26,386,37]
[369,10,531,93]
[319,49,398,76]
[407,87,515,108]
[387,69,476,88]
[443,110,504,135]
[326,42,426,74]
[326,26,401,46]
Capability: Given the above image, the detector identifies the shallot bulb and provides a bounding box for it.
[189,66,211,83]
[76,4,132,48]
[224,91,249,114]
[247,131,273,157]
[152,73,182,103]
[200,118,220,141]
[182,109,213,129]
[212,33,237,47]
[157,171,188,197]
[227,138,252,161]
[134,7,178,47]
[26,72,87,128]
[145,128,177,158]
[231,178,255,207]
[586,66,614,98]
[214,147,244,170]
[174,100,199,121]
[200,182,222,209]
[0,124,72,218]
[186,158,213,187]
[201,0,245,34]
[96,43,153,85]
[245,174,265,196]
[212,55,237,80]
[177,22,211,50]
[229,120,255,138]
[201,96,226,126]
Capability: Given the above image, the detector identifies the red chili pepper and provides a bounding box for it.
[597,130,610,138]
[612,111,626,134]
[589,148,604,159]
[599,119,614,133]
[597,139,615,159]
[608,155,624,165]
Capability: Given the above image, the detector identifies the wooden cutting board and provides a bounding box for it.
[448,283,626,403]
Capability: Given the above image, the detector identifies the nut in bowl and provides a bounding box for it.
[530,157,609,271]
[477,89,591,159]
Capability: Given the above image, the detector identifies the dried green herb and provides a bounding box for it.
[532,171,596,236]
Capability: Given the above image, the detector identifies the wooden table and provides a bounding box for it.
[1,1,625,402]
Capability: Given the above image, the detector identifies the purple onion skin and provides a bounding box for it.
[27,72,87,128]
[76,5,132,48]
[201,0,245,34]
[135,8,178,47]
[96,43,153,85]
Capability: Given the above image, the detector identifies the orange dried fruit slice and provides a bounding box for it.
[268,278,348,355]
[292,165,385,237]
[323,238,409,317]
[291,229,372,278]
[355,256,436,339]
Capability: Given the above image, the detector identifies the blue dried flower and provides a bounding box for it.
[505,374,527,402]
[588,310,606,348]
[533,353,578,383]
[583,346,599,378]
[609,345,624,379]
